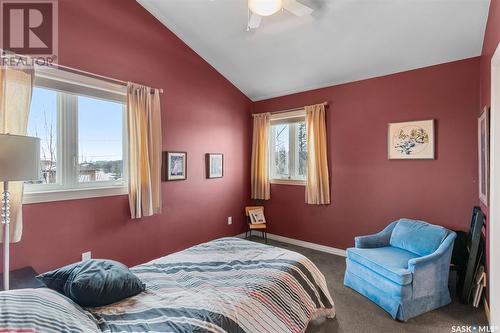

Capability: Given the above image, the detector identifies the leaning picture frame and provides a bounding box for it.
[478,107,490,206]
[248,208,266,225]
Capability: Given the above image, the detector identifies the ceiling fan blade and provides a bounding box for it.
[248,13,262,29]
[283,0,313,16]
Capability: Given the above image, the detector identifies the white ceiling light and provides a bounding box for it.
[248,0,283,16]
[247,0,313,30]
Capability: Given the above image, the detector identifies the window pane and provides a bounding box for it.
[297,122,307,178]
[78,96,124,183]
[272,124,289,178]
[27,87,58,184]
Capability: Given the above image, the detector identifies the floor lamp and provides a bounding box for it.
[0,134,40,291]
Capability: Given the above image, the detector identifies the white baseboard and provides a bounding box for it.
[235,232,346,257]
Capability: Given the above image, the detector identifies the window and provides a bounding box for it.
[28,87,58,185]
[78,96,124,183]
[269,110,307,185]
[24,67,128,203]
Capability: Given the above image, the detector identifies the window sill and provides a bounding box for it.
[270,179,306,186]
[23,186,128,204]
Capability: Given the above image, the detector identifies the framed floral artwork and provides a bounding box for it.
[388,119,435,160]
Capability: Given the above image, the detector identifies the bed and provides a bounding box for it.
[0,237,335,333]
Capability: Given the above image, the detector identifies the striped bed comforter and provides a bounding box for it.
[90,237,335,333]
[0,288,102,333]
[0,237,335,333]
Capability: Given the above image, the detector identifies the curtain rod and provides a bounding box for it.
[252,102,328,116]
[2,52,164,94]
[52,63,164,94]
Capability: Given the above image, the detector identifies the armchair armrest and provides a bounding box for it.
[408,232,456,298]
[355,221,398,248]
[408,232,456,268]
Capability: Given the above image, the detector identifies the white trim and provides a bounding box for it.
[269,109,306,122]
[35,66,126,102]
[235,232,346,257]
[270,179,306,186]
[25,72,128,198]
[23,186,128,204]
[490,42,500,329]
[267,234,347,257]
[269,113,307,183]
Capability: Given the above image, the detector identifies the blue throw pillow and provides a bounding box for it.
[37,259,145,307]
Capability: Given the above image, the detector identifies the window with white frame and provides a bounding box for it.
[269,110,307,184]
[24,68,128,203]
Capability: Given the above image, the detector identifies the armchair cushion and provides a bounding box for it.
[346,259,413,299]
[347,246,419,285]
[389,219,448,256]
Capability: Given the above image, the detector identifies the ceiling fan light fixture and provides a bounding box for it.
[248,0,283,16]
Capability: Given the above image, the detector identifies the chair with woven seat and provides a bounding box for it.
[344,218,456,321]
[245,206,267,243]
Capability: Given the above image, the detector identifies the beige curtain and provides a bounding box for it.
[0,67,35,243]
[127,83,162,219]
[305,103,330,205]
[251,113,270,200]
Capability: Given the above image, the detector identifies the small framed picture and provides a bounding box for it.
[248,208,266,225]
[388,119,435,160]
[206,153,223,179]
[478,107,490,206]
[165,151,187,181]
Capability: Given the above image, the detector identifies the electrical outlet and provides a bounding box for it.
[227,216,232,225]
[82,251,91,261]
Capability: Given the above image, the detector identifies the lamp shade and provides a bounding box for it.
[0,134,40,182]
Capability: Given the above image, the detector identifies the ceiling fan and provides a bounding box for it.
[247,0,314,30]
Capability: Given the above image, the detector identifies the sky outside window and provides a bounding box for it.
[27,87,125,185]
[27,87,57,184]
[78,96,124,182]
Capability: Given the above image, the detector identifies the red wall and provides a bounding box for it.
[253,58,481,250]
[6,0,251,273]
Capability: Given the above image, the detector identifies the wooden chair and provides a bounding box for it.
[245,206,267,243]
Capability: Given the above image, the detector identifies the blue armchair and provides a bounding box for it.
[343,219,456,321]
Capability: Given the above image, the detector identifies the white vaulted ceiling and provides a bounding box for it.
[137,0,490,101]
